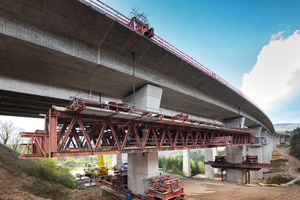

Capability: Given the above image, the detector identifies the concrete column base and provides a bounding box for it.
[205,147,217,180]
[249,146,263,179]
[225,146,246,184]
[226,170,245,184]
[127,152,159,196]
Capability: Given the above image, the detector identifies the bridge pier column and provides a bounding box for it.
[226,146,246,184]
[183,149,191,177]
[205,147,217,180]
[128,152,159,196]
[261,130,270,172]
[272,135,276,151]
[249,126,263,179]
[112,154,122,171]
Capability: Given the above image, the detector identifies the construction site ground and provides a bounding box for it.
[0,143,300,200]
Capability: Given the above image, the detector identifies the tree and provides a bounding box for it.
[191,159,199,176]
[197,161,205,173]
[0,120,14,145]
[0,120,25,150]
[218,149,226,157]
[103,155,112,166]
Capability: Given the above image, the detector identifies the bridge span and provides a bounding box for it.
[0,0,284,196]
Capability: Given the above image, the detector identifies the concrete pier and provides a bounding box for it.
[223,117,245,128]
[127,152,159,196]
[248,126,263,179]
[183,149,191,177]
[261,130,270,172]
[112,154,122,170]
[226,146,246,183]
[124,84,163,111]
[205,147,217,179]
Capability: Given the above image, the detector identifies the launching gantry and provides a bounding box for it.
[20,97,262,159]
[205,155,272,184]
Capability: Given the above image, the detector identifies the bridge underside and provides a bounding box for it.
[19,100,259,159]
[0,0,275,133]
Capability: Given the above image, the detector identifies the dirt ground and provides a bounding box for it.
[169,145,300,200]
[166,173,300,200]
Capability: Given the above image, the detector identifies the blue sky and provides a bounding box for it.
[100,0,299,87]
[1,0,300,130]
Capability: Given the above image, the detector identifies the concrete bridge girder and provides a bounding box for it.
[0,1,275,134]
[0,0,284,192]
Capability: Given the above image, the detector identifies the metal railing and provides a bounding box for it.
[68,96,254,134]
[78,0,265,115]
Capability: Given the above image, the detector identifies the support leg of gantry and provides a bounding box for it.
[221,169,224,181]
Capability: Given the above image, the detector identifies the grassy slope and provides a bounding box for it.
[0,143,114,200]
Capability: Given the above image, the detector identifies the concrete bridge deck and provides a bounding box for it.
[0,0,275,134]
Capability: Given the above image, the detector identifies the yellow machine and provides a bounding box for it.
[84,155,108,178]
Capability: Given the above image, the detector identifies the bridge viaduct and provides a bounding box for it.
[0,0,284,196]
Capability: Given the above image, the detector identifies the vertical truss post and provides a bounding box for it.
[49,110,58,157]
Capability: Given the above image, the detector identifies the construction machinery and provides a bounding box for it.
[205,155,272,184]
[84,155,109,179]
[102,174,184,200]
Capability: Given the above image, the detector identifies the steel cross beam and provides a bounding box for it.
[19,101,260,159]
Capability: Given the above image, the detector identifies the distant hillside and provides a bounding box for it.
[274,123,300,132]
[158,150,182,157]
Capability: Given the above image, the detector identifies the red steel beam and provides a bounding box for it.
[19,106,259,158]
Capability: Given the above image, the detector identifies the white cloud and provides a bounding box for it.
[269,31,285,43]
[241,30,300,110]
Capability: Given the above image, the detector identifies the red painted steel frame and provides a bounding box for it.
[19,100,259,159]
[148,176,185,200]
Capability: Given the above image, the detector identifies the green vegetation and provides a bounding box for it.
[267,175,293,185]
[159,150,205,176]
[290,127,300,161]
[218,149,226,156]
[0,153,6,161]
[103,155,112,166]
[25,158,77,189]
[271,159,288,168]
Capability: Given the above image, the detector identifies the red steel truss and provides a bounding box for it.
[19,98,260,159]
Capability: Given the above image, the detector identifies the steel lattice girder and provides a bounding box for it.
[19,108,258,159]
